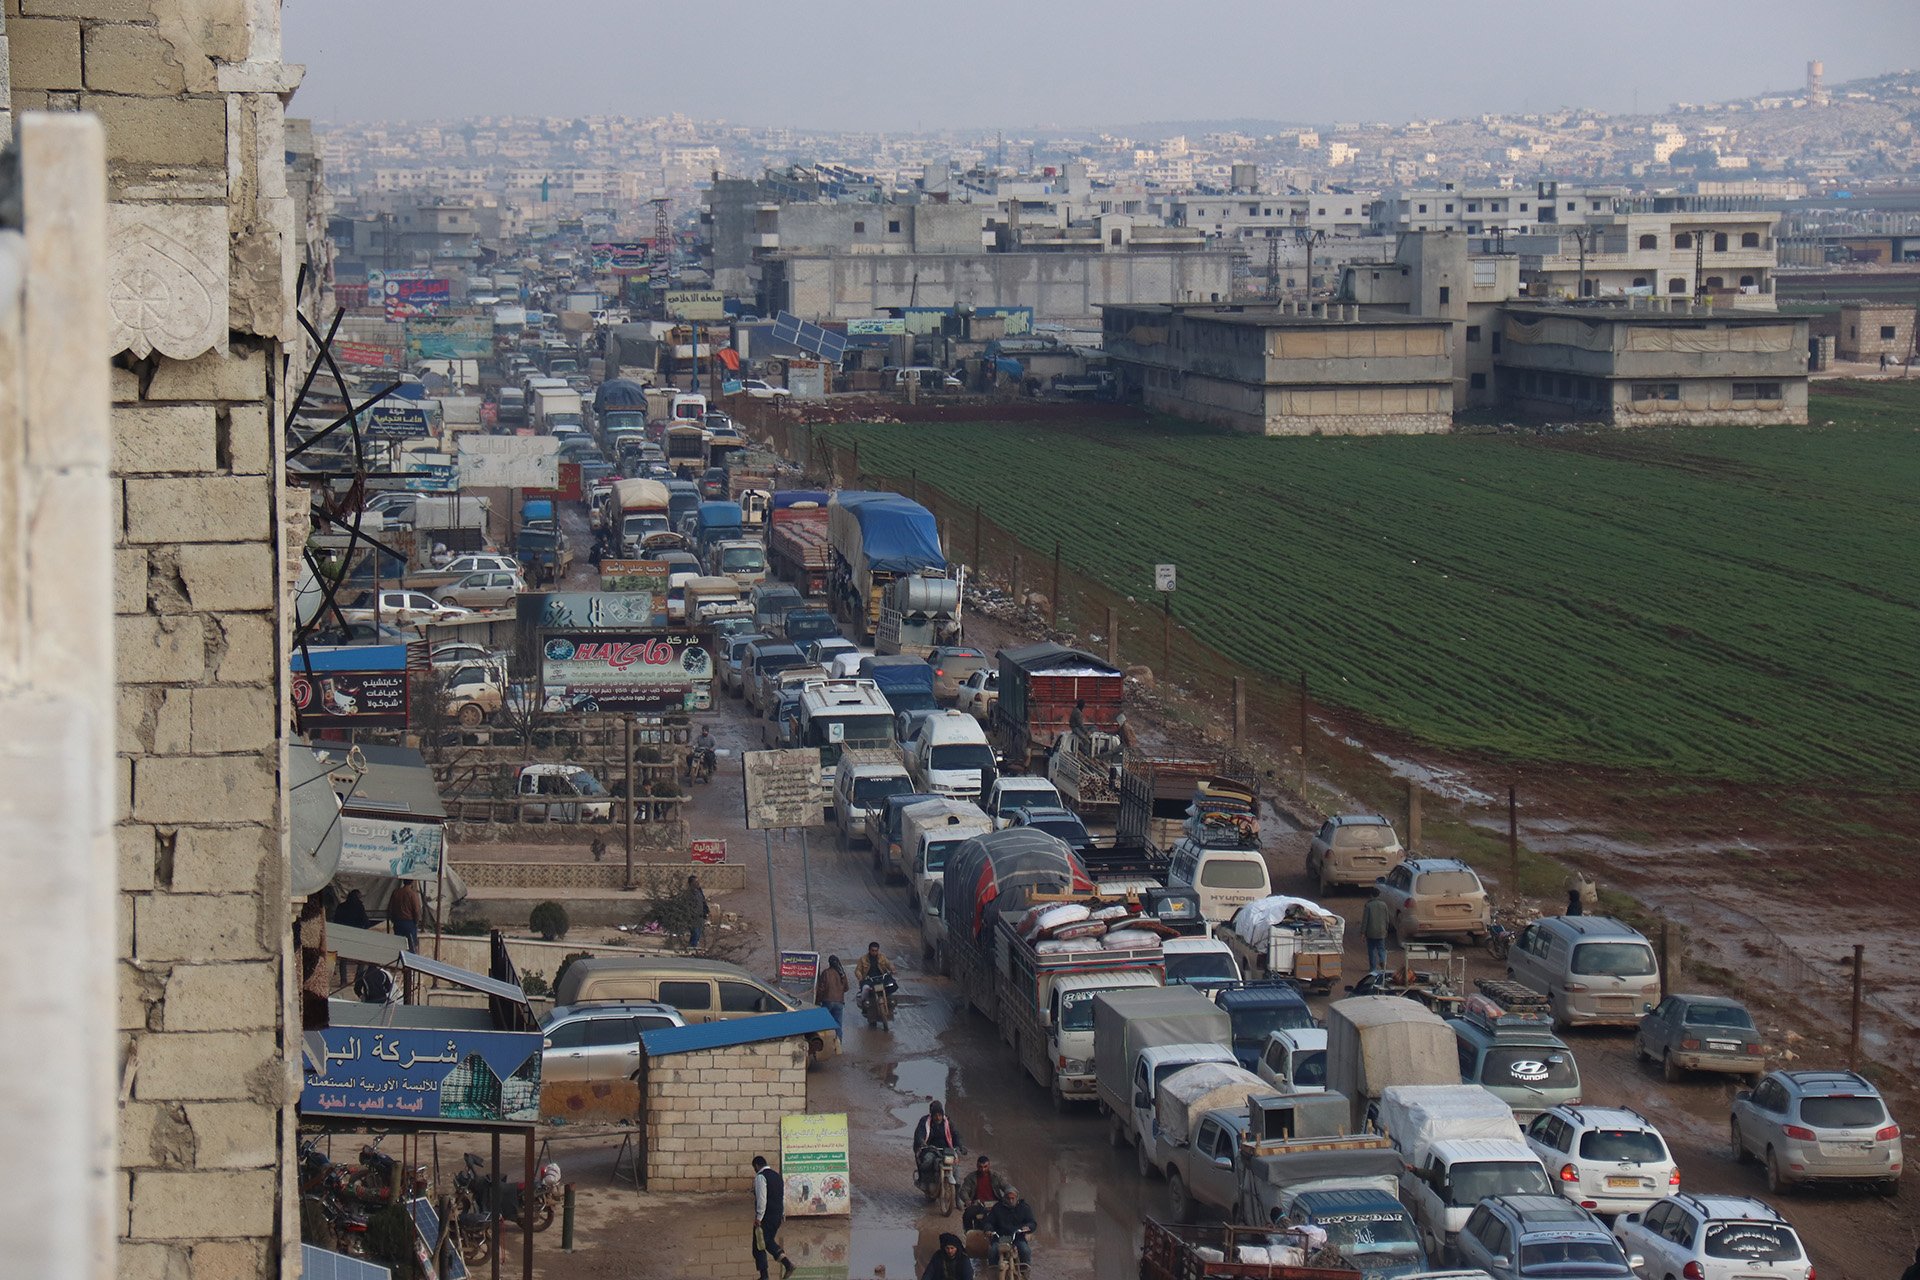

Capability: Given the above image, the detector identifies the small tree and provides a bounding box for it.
[552,950,594,994]
[528,900,570,941]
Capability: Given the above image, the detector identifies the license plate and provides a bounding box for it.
[1605,1176,1642,1189]
[1707,1040,1739,1051]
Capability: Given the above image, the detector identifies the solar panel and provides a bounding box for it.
[300,1245,391,1280]
[408,1197,468,1280]
[771,312,847,362]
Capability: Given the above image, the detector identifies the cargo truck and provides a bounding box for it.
[1138,1218,1360,1280]
[607,478,673,556]
[994,642,1124,773]
[1374,1083,1547,1264]
[1325,996,1459,1134]
[826,491,948,640]
[1092,985,1233,1159]
[858,654,937,719]
[1221,897,1347,993]
[767,491,832,596]
[875,574,964,658]
[1230,1092,1410,1233]
[692,500,743,556]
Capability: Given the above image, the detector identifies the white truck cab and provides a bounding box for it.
[986,775,1065,828]
[1255,1028,1330,1094]
[1047,970,1162,1102]
[1132,1042,1239,1176]
[904,709,995,803]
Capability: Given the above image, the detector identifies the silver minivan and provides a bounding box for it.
[1506,916,1661,1030]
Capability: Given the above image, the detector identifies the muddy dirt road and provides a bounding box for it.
[531,673,1910,1280]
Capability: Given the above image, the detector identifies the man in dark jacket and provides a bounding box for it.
[984,1186,1037,1266]
[912,1100,961,1187]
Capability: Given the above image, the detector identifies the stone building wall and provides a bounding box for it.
[645,1037,811,1192]
[6,3,306,1277]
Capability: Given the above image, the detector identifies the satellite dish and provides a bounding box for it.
[288,744,344,898]
[293,561,327,630]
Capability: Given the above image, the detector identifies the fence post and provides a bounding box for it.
[1232,677,1246,750]
[1296,672,1308,793]
[623,716,636,891]
[1848,943,1864,1070]
[911,468,919,503]
[972,503,983,579]
[1050,541,1061,628]
[1406,780,1422,850]
[1507,784,1519,888]
[1011,554,1022,608]
[1105,607,1118,668]
[1162,596,1173,685]
[1658,920,1670,1000]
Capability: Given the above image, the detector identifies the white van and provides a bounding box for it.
[903,709,996,803]
[1166,836,1271,925]
[901,799,992,915]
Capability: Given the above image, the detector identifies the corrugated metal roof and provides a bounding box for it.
[640,1007,837,1057]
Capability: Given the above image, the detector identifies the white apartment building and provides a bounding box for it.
[1371,182,1632,236]
[1521,207,1780,309]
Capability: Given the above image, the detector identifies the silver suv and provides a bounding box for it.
[540,1001,686,1089]
[1523,1104,1678,1217]
[1456,1194,1640,1279]
[1730,1069,1902,1195]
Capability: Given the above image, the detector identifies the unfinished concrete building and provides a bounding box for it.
[1102,302,1455,436]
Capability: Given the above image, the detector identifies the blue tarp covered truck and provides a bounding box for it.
[826,491,947,640]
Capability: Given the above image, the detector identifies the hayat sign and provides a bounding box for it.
[538,632,710,712]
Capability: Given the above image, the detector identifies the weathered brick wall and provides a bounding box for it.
[645,1038,810,1193]
[5,2,307,1276]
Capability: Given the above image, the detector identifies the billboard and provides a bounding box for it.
[338,816,444,881]
[847,317,906,336]
[599,559,670,596]
[519,591,670,633]
[383,276,453,320]
[538,632,708,713]
[780,1114,852,1217]
[335,340,402,368]
[301,1025,543,1124]
[405,315,493,361]
[456,434,560,489]
[290,645,409,728]
[362,400,433,441]
[521,460,581,503]
[665,289,726,321]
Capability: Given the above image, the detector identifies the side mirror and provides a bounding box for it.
[1736,1089,1753,1102]
[1213,1155,1233,1169]
[1490,1259,1510,1272]
[1642,1002,1654,1013]
[1628,1256,1645,1272]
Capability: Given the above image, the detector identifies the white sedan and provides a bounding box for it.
[739,379,791,399]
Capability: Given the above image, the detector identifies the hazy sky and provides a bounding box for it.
[282,0,1918,132]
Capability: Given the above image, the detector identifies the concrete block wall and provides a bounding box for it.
[645,1038,810,1192]
[5,1,308,1276]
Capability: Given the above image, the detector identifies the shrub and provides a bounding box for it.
[528,900,570,941]
[520,970,550,998]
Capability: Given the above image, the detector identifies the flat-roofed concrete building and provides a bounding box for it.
[1101,303,1454,436]
[1495,303,1809,426]
[1836,303,1915,363]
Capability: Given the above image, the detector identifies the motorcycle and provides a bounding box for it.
[858,973,898,1030]
[297,1140,371,1256]
[523,1160,563,1232]
[1485,919,1515,962]
[686,744,717,785]
[917,1145,961,1214]
[451,1152,509,1263]
[990,1232,1033,1279]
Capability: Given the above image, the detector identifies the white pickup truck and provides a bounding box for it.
[1376,1083,1552,1264]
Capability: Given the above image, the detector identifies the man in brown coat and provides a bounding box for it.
[815,955,849,1032]
[388,881,424,953]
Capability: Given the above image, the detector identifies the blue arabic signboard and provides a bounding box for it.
[301,1026,543,1123]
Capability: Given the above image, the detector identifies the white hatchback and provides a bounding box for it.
[1525,1104,1679,1218]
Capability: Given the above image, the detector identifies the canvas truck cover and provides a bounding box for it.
[941,827,1092,946]
[696,501,743,535]
[771,490,830,512]
[829,491,948,574]
[612,478,671,510]
[1229,896,1344,948]
[1093,985,1232,1106]
[1375,1085,1522,1169]
[1154,1062,1269,1148]
[593,377,650,412]
[1326,996,1458,1130]
[859,654,936,696]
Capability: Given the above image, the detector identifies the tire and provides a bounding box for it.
[1167,1169,1193,1224]
[941,1178,956,1217]
[1137,1138,1156,1179]
[1663,1052,1682,1083]
[1051,1079,1068,1113]
[456,703,485,727]
[532,1202,555,1232]
[1765,1148,1787,1194]
[1731,1119,1751,1164]
[1875,1179,1900,1199]
[1109,1114,1127,1149]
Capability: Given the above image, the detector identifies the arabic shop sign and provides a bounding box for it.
[291,645,409,729]
[301,1026,543,1123]
[538,631,709,713]
[338,817,444,881]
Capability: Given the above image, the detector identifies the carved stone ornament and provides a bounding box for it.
[107,204,228,359]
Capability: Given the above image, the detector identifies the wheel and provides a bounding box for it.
[1875,1179,1900,1199]
[1109,1114,1127,1149]
[1051,1079,1068,1113]
[1765,1148,1787,1194]
[1731,1119,1751,1164]
[1663,1051,1682,1083]
[1137,1137,1156,1179]
[1167,1168,1193,1223]
[532,1202,555,1232]
[921,1176,938,1204]
[457,703,484,727]
[941,1178,956,1217]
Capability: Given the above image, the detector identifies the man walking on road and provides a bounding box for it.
[750,1155,794,1279]
[388,880,424,954]
[685,874,710,949]
[815,955,849,1031]
[1361,886,1391,973]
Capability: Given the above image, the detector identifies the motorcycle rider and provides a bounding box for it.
[984,1186,1037,1268]
[910,1099,961,1191]
[853,941,897,1017]
[961,1154,1009,1232]
[692,725,717,780]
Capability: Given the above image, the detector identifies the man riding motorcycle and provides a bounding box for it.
[961,1154,1009,1232]
[910,1100,962,1192]
[984,1186,1037,1268]
[853,941,898,1019]
[689,726,717,782]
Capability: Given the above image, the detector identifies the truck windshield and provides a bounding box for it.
[1319,1213,1420,1257]
[721,546,765,572]
[1165,952,1238,984]
[622,514,668,538]
[1229,1004,1315,1044]
[1056,989,1105,1032]
[997,788,1058,816]
[810,714,895,760]
[1289,1049,1327,1089]
[1447,1159,1552,1206]
[567,772,608,796]
[851,775,913,807]
[929,744,995,772]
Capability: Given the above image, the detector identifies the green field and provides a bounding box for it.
[824,382,1920,785]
